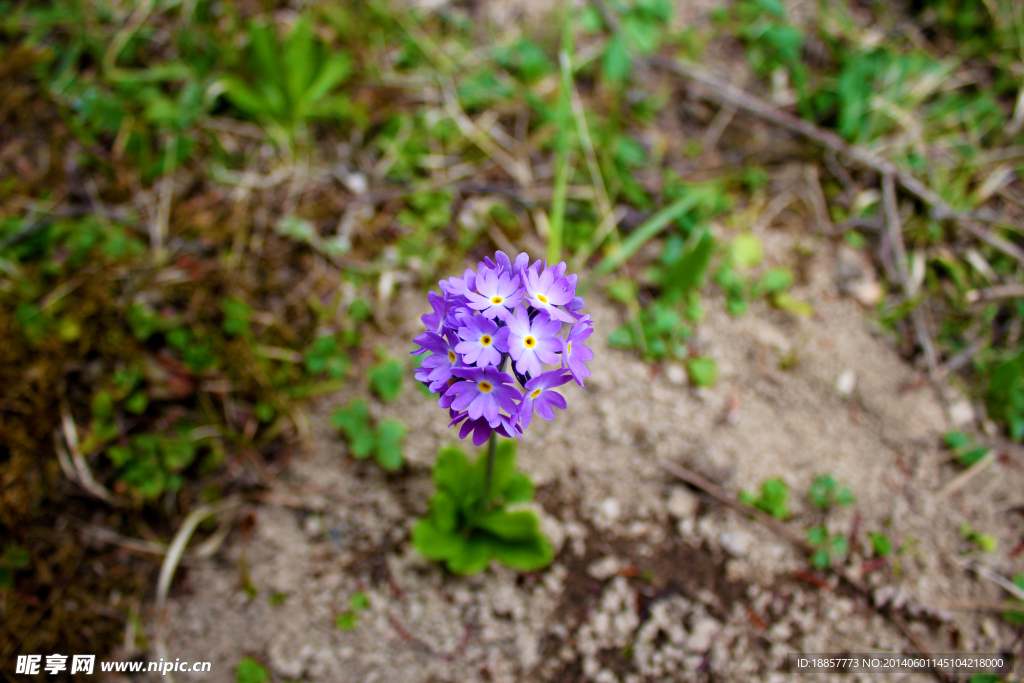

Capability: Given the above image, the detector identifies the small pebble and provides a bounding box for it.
[835,369,856,396]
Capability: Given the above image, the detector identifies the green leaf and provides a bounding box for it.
[729,233,763,269]
[335,611,358,631]
[806,525,829,547]
[622,14,661,55]
[299,53,354,118]
[869,531,892,557]
[374,419,406,471]
[433,445,472,500]
[661,229,715,300]
[602,36,632,83]
[283,17,317,108]
[1003,573,1024,625]
[686,356,718,387]
[368,358,404,402]
[956,446,991,467]
[760,267,793,294]
[412,519,466,561]
[246,21,284,94]
[236,657,268,683]
[592,193,706,280]
[446,536,492,575]
[219,76,272,118]
[502,472,535,505]
[429,490,459,532]
[350,591,370,611]
[811,548,831,570]
[330,400,376,459]
[221,297,252,336]
[770,292,814,317]
[476,510,539,542]
[161,438,197,473]
[943,430,972,450]
[487,534,554,572]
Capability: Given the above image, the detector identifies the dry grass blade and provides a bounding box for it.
[59,407,115,504]
[958,560,1024,603]
[966,284,1024,302]
[651,57,1024,267]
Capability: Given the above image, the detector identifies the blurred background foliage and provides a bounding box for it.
[1,0,1023,665]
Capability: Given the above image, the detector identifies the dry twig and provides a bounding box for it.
[650,57,1024,267]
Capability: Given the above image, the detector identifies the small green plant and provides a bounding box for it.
[959,522,998,553]
[686,356,718,387]
[943,430,992,466]
[739,477,791,520]
[335,591,371,631]
[217,16,356,146]
[807,524,849,570]
[368,353,404,402]
[304,334,351,380]
[412,441,553,575]
[235,657,268,683]
[808,474,856,510]
[868,531,893,557]
[330,399,405,471]
[1002,573,1024,625]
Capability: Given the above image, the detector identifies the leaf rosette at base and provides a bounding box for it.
[412,442,553,575]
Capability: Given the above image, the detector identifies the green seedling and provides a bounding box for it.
[808,474,856,511]
[1002,573,1024,626]
[217,17,356,146]
[868,531,893,557]
[412,442,552,575]
[686,356,718,388]
[235,657,268,683]
[368,354,405,403]
[336,591,371,631]
[807,525,849,570]
[959,522,997,553]
[943,431,992,466]
[304,335,350,380]
[739,477,791,520]
[330,399,406,471]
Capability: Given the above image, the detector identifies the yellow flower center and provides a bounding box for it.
[524,336,535,348]
[491,296,503,305]
[567,342,572,354]
[480,335,492,346]
[530,388,541,398]
[537,294,548,304]
[448,350,456,363]
[479,381,493,393]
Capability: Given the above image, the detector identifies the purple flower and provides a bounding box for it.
[505,306,561,378]
[465,269,523,319]
[517,369,572,429]
[420,291,447,333]
[524,265,575,323]
[441,269,476,297]
[561,316,594,387]
[565,296,587,320]
[446,366,520,427]
[455,314,509,367]
[449,409,522,446]
[414,250,592,444]
[415,331,462,392]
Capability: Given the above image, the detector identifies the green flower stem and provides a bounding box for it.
[483,431,498,512]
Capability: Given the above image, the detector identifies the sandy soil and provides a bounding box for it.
[140,215,1024,682]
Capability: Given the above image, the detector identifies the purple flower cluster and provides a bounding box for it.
[413,251,593,446]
